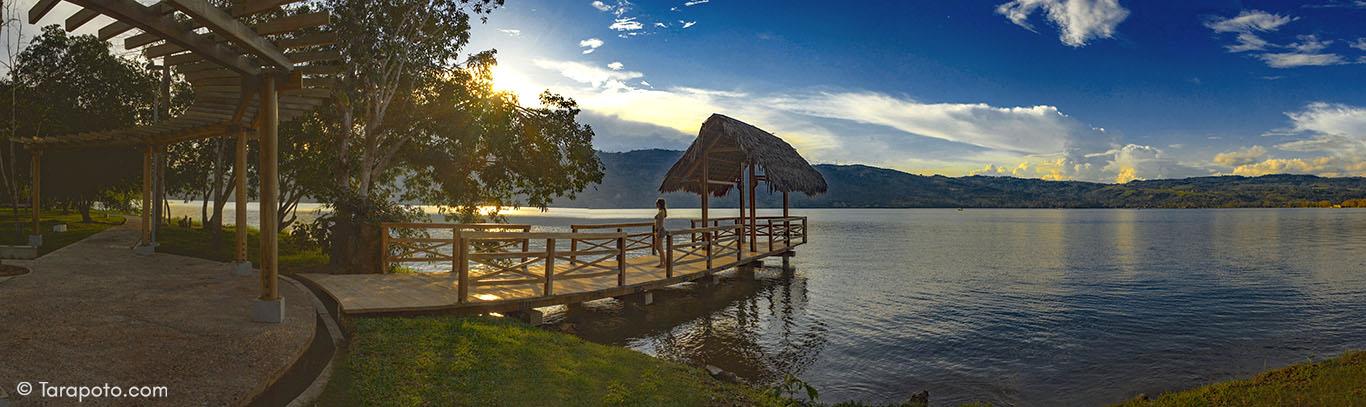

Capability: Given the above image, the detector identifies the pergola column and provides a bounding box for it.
[736,172,744,253]
[231,127,251,276]
[699,148,709,225]
[252,74,284,323]
[28,151,42,247]
[136,145,154,255]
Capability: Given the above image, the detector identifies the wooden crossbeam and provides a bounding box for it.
[65,9,101,31]
[277,32,339,49]
[70,0,261,75]
[168,0,293,70]
[27,0,61,24]
[286,49,339,64]
[256,12,329,35]
[231,0,301,17]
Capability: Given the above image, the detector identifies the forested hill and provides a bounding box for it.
[559,149,1366,209]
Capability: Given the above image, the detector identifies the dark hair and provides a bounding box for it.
[656,198,666,209]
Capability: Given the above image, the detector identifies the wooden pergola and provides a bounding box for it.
[20,0,339,323]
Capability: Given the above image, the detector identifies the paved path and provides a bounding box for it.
[0,221,314,406]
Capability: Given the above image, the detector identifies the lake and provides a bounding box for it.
[166,204,1366,405]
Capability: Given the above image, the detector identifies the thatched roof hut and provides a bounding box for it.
[658,114,828,197]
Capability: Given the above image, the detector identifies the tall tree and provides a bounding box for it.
[315,0,604,272]
[2,26,159,222]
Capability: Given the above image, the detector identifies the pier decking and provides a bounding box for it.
[299,217,806,315]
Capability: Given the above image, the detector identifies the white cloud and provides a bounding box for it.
[607,61,624,70]
[995,0,1130,47]
[1204,10,1296,34]
[1258,52,1349,68]
[681,20,698,29]
[498,29,521,37]
[591,1,612,12]
[1351,38,1366,51]
[1212,145,1268,166]
[532,59,644,89]
[1222,103,1366,177]
[610,18,644,31]
[579,38,604,54]
[684,0,710,5]
[1227,33,1270,52]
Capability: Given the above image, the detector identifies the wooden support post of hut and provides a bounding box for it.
[657,113,828,262]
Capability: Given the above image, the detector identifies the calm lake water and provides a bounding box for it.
[168,204,1366,405]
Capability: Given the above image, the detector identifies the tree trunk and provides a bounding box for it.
[329,216,380,274]
[207,139,226,234]
[77,201,93,223]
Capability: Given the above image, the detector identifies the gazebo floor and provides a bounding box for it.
[299,243,798,315]
[0,222,315,406]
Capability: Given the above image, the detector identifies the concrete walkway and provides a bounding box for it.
[0,222,314,406]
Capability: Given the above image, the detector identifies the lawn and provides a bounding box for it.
[1116,351,1366,406]
[0,210,125,256]
[153,222,328,275]
[317,316,783,407]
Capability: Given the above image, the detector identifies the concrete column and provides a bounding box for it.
[232,128,252,276]
[252,75,284,323]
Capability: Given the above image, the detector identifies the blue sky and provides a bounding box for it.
[465,0,1366,182]
[10,0,1365,182]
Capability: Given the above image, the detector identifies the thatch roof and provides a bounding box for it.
[659,114,828,197]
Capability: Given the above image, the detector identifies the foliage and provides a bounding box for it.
[314,0,602,272]
[0,26,166,221]
[316,315,779,406]
[1114,351,1366,406]
[153,220,328,275]
[769,374,821,406]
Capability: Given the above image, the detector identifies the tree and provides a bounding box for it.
[2,26,159,222]
[315,0,603,272]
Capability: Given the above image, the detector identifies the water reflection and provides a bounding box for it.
[542,266,828,385]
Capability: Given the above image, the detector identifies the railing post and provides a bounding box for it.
[665,234,674,278]
[545,238,556,297]
[736,225,743,262]
[570,226,579,265]
[802,217,808,244]
[380,224,391,274]
[521,235,530,274]
[616,234,627,287]
[704,232,713,273]
[768,219,775,252]
[458,236,470,303]
[785,218,792,249]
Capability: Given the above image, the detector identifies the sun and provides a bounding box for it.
[489,64,544,105]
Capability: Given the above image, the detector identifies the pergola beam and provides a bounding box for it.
[65,9,101,31]
[68,0,261,76]
[167,0,293,70]
[27,0,61,24]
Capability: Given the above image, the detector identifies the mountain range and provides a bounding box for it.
[559,149,1366,209]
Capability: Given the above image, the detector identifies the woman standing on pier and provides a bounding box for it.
[654,198,668,267]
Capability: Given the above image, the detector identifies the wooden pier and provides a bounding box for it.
[300,216,807,315]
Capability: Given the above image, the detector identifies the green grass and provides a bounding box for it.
[317,316,783,407]
[154,222,328,275]
[0,210,125,256]
[1116,351,1366,406]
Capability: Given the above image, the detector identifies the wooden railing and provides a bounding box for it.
[689,216,808,253]
[459,232,627,300]
[380,223,530,274]
[571,221,656,258]
[378,217,805,304]
[663,224,743,278]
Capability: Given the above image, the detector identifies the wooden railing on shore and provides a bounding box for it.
[379,217,806,303]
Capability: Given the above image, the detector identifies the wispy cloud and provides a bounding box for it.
[1205,10,1296,33]
[579,38,604,54]
[610,17,644,31]
[1205,11,1358,68]
[683,0,710,6]
[607,61,624,71]
[1351,38,1366,51]
[590,1,612,12]
[498,29,521,37]
[995,0,1130,47]
[681,20,697,29]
